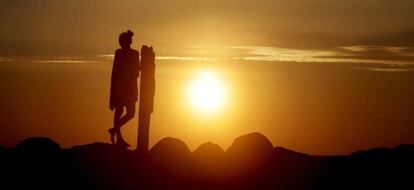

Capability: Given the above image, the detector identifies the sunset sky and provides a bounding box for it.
[1,0,414,155]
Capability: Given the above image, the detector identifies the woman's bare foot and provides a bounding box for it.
[116,139,130,148]
[108,128,116,144]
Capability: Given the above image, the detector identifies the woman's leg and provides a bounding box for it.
[115,103,135,146]
[113,105,124,143]
[118,103,136,128]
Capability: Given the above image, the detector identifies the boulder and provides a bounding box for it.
[225,132,274,177]
[150,137,191,176]
[192,142,225,177]
[16,137,60,154]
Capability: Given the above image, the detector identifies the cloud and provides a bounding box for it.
[356,67,414,72]
[99,45,414,64]
[155,56,212,61]
[225,46,414,65]
[33,60,91,64]
[334,45,414,64]
[99,54,212,61]
[0,56,13,63]
[5,45,414,66]
[340,45,414,57]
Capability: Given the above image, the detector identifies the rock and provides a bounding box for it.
[274,146,313,161]
[70,142,126,155]
[192,142,225,177]
[225,132,274,177]
[150,137,191,176]
[16,137,60,154]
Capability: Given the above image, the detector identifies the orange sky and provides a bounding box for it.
[0,0,414,155]
[1,57,413,155]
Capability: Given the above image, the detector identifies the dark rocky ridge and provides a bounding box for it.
[0,132,413,190]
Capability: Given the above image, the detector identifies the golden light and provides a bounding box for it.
[187,71,226,112]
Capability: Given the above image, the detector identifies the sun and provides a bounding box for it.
[187,71,226,112]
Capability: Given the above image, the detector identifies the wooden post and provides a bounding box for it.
[137,45,156,153]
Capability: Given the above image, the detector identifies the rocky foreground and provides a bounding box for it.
[1,132,413,190]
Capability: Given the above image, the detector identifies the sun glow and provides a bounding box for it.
[187,71,226,112]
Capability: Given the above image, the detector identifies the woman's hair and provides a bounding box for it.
[119,30,134,48]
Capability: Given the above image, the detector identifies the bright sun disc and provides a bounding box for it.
[187,71,226,112]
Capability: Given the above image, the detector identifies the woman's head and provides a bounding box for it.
[119,30,134,48]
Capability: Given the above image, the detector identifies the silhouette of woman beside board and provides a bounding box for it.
[109,30,140,148]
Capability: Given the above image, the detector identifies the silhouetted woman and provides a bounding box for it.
[109,30,140,148]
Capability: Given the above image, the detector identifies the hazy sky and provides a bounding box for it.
[1,0,414,55]
[1,0,414,154]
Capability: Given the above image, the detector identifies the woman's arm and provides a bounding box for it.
[109,50,120,111]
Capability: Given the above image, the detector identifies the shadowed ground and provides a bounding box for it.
[1,132,413,190]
